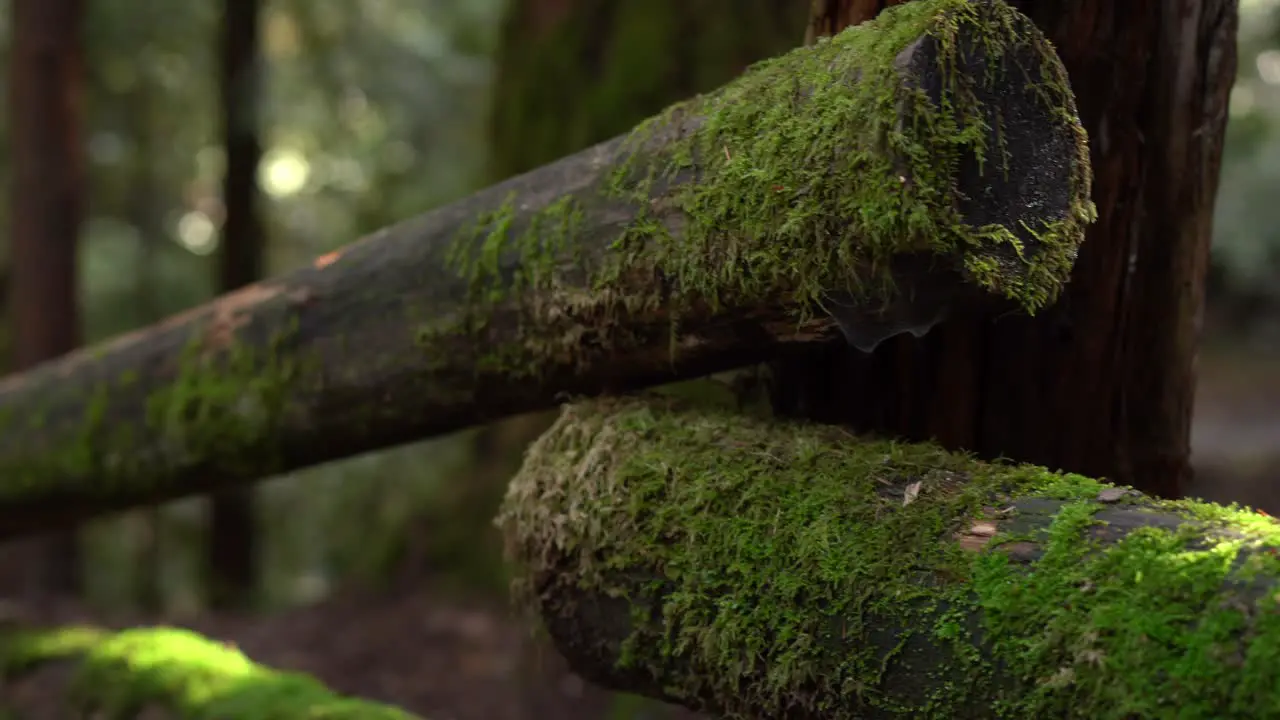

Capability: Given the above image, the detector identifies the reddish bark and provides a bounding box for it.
[4,0,88,598]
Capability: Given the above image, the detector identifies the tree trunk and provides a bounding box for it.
[500,395,1280,719]
[3,0,88,599]
[771,0,1238,499]
[207,0,264,611]
[489,0,809,182]
[0,10,1088,538]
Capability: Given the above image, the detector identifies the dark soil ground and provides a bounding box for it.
[2,346,1276,720]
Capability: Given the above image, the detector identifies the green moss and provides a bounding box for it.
[442,0,1092,377]
[499,397,1280,719]
[143,326,304,478]
[975,500,1280,718]
[0,322,306,502]
[0,626,420,718]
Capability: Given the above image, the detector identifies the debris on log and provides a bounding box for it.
[0,0,1091,537]
[500,395,1280,719]
[0,625,421,718]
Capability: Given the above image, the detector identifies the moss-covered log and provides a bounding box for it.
[0,625,421,718]
[500,396,1280,719]
[0,0,1090,538]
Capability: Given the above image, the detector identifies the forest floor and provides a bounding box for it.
[3,345,1277,720]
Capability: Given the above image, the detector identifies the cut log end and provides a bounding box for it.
[882,0,1091,316]
[500,396,1280,719]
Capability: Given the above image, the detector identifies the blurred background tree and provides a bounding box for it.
[1,0,87,601]
[1211,0,1280,343]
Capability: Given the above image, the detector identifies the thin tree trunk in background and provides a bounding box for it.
[488,1,807,716]
[208,0,264,610]
[2,0,87,599]
[771,0,1237,499]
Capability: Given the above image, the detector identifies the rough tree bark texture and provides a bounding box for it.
[207,0,265,611]
[3,0,88,597]
[0,10,1088,538]
[772,0,1238,499]
[501,396,1280,719]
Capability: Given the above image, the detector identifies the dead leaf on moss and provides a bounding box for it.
[903,481,922,506]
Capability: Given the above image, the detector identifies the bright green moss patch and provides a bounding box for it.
[444,0,1093,369]
[0,626,421,719]
[499,397,1280,718]
[975,499,1280,719]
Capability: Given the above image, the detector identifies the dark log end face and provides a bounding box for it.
[502,398,1280,718]
[532,566,705,710]
[894,0,1094,315]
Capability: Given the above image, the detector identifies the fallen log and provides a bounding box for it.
[499,396,1280,719]
[0,625,421,718]
[0,0,1091,537]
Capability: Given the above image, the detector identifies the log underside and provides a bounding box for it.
[0,0,1089,538]
[501,397,1280,719]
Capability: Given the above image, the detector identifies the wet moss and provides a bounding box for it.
[498,397,1280,719]
[0,626,420,718]
[440,0,1093,377]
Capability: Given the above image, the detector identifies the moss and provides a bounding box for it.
[142,325,304,479]
[0,323,306,503]
[443,0,1093,377]
[975,501,1280,719]
[499,397,1280,719]
[0,626,420,719]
